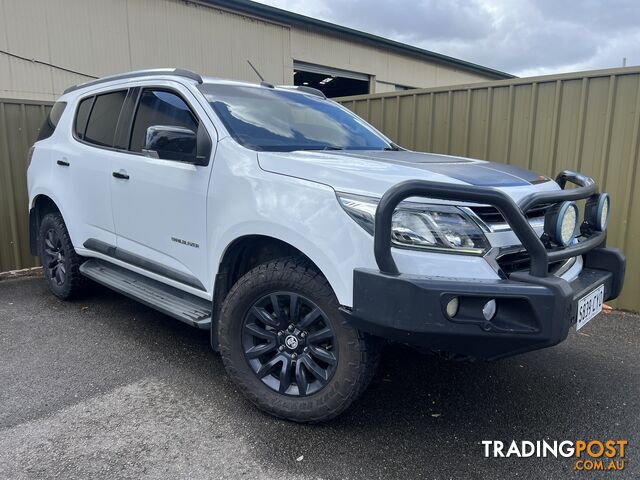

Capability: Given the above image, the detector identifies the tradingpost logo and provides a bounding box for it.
[482,439,628,472]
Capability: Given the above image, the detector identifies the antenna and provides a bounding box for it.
[247,60,264,82]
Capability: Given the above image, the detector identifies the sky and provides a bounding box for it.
[254,0,640,77]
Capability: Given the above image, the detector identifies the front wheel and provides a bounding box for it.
[218,258,379,423]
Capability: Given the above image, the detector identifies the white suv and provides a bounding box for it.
[27,69,625,422]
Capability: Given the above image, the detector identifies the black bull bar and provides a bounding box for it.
[373,170,605,277]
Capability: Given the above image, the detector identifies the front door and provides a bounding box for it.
[110,86,215,293]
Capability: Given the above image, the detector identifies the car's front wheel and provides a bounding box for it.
[218,258,379,423]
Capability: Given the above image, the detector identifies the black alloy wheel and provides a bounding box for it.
[217,257,380,422]
[43,228,67,286]
[242,292,337,396]
[38,212,87,300]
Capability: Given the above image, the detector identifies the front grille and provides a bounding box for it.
[471,203,551,228]
[496,250,571,276]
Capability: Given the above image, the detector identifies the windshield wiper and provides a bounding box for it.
[384,143,401,151]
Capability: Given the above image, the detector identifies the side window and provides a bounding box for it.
[83,90,127,147]
[37,101,67,141]
[74,96,94,140]
[129,89,198,153]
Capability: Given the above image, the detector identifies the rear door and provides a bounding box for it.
[109,84,216,293]
[58,89,129,249]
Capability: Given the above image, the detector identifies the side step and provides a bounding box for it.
[80,259,212,329]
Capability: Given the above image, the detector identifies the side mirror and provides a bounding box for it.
[143,125,211,165]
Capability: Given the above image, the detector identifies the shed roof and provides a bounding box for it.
[205,0,514,80]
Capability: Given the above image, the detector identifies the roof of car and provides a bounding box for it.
[64,69,327,99]
[199,77,327,98]
[63,68,204,94]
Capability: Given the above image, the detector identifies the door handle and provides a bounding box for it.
[112,170,130,180]
[56,159,70,166]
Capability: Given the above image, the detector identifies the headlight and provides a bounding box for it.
[585,193,610,232]
[544,201,578,246]
[338,194,490,255]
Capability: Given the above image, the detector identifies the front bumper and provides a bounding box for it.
[343,171,626,360]
[344,247,625,360]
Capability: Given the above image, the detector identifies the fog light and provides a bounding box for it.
[585,193,610,231]
[446,297,459,318]
[482,299,497,321]
[544,201,578,246]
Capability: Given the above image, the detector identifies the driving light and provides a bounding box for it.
[337,193,490,255]
[544,201,578,247]
[482,299,497,321]
[446,297,459,318]
[585,193,610,232]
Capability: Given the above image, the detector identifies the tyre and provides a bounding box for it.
[218,257,379,423]
[38,212,87,300]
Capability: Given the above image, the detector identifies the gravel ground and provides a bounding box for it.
[0,275,638,479]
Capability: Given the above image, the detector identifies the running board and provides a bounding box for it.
[79,259,212,329]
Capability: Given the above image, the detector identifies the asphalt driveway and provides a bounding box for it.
[1,275,638,479]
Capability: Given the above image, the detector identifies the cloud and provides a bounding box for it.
[255,0,640,76]
[316,0,494,42]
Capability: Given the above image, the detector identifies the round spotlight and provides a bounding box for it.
[482,299,497,321]
[544,201,578,247]
[585,193,610,232]
[446,297,459,318]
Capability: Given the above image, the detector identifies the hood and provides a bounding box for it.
[258,150,559,203]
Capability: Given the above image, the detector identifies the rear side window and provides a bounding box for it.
[74,96,94,140]
[37,101,67,141]
[83,90,127,147]
[129,90,198,153]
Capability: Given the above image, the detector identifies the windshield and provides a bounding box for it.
[198,84,391,152]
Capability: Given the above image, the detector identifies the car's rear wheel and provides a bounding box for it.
[38,212,86,300]
[218,257,379,423]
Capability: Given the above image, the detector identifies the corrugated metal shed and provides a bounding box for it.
[0,0,504,101]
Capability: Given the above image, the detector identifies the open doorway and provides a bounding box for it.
[293,61,370,98]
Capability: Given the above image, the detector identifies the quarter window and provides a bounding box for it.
[83,90,127,147]
[129,90,198,153]
[37,101,67,141]
[74,96,94,140]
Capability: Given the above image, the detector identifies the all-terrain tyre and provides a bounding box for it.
[38,212,87,300]
[218,257,380,423]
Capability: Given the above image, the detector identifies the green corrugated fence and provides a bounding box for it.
[0,99,52,272]
[337,67,640,311]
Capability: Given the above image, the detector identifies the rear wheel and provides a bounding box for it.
[38,212,86,300]
[218,258,379,423]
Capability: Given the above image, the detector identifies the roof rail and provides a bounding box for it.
[278,85,326,99]
[63,68,203,94]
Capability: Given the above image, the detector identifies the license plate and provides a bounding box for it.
[576,284,605,330]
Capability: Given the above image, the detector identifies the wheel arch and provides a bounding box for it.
[211,234,334,351]
[29,194,62,256]
[214,233,322,303]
